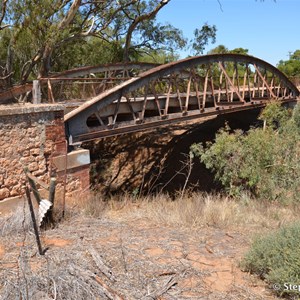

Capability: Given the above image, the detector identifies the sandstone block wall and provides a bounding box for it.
[0,104,90,202]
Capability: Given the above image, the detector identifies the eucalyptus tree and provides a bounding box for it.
[277,50,300,79]
[0,0,218,88]
[0,0,185,85]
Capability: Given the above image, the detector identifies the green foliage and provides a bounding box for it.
[277,49,300,78]
[292,102,300,131]
[207,45,249,55]
[229,47,249,55]
[241,222,300,298]
[258,101,290,129]
[0,0,191,85]
[207,44,229,54]
[137,49,179,64]
[191,103,300,202]
[192,23,217,55]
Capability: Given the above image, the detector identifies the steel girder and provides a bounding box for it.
[64,54,300,144]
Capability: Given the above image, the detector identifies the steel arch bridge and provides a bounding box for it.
[64,54,299,145]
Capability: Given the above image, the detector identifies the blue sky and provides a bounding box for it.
[156,0,300,66]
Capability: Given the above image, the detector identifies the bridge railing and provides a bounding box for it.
[0,62,159,105]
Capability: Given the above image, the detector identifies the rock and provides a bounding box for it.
[0,188,10,200]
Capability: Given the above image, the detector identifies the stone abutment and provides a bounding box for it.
[0,104,90,207]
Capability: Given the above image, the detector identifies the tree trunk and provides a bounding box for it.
[123,0,170,62]
[38,0,82,77]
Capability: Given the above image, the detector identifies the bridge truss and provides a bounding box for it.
[64,54,299,145]
[0,62,157,103]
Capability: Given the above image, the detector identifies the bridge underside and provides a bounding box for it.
[64,54,300,144]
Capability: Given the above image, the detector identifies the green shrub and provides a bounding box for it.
[191,103,300,202]
[241,222,300,298]
[258,101,290,129]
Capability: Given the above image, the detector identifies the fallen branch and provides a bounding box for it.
[89,247,116,282]
[142,275,177,300]
[94,275,124,300]
[72,265,123,300]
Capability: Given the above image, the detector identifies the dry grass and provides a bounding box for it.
[1,192,289,300]
[2,191,299,236]
[0,203,34,237]
[78,192,300,231]
[0,245,123,300]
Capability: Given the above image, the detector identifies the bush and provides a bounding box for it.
[241,222,300,298]
[191,103,300,202]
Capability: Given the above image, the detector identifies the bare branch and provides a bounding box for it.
[217,0,224,12]
[0,0,8,30]
[123,0,171,61]
[59,0,81,29]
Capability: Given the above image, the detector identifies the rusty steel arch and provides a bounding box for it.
[64,54,299,144]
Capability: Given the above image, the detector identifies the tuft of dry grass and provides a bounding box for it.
[0,203,34,237]
[0,246,121,300]
[77,192,300,231]
[2,192,299,237]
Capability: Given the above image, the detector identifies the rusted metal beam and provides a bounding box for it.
[218,71,223,102]
[112,96,122,125]
[0,83,33,103]
[151,83,162,117]
[253,64,277,99]
[202,69,209,110]
[125,96,137,121]
[191,69,202,111]
[208,65,216,107]
[184,75,192,114]
[69,99,297,144]
[165,78,172,115]
[218,62,244,102]
[174,76,184,112]
[139,85,149,121]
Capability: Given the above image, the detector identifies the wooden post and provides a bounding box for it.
[32,80,41,104]
[25,186,44,255]
[47,79,55,103]
[43,177,56,227]
[24,167,42,204]
[48,178,56,204]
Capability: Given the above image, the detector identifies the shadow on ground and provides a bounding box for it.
[86,109,262,196]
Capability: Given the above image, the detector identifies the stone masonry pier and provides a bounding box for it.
[0,104,90,204]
